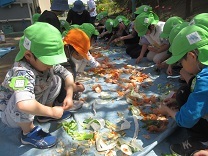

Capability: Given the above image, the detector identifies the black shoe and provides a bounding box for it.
[170,138,207,156]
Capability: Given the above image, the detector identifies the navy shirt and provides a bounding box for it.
[175,66,208,128]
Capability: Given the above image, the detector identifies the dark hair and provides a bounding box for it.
[183,49,199,61]
[64,45,77,80]
[148,24,156,35]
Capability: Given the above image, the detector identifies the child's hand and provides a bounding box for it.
[136,55,143,64]
[193,150,208,156]
[75,82,85,92]
[113,38,120,43]
[166,65,173,75]
[62,96,73,110]
[156,104,169,115]
[147,46,157,52]
[51,106,64,119]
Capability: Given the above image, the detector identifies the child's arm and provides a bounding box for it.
[113,33,134,43]
[63,75,74,110]
[99,31,109,38]
[17,99,64,119]
[158,104,177,119]
[136,44,148,63]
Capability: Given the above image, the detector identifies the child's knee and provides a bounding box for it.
[153,57,161,64]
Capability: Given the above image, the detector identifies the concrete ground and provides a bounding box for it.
[0,34,22,83]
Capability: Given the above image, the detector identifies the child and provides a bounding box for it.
[60,20,71,32]
[158,24,208,155]
[96,11,108,34]
[134,5,153,15]
[112,16,141,58]
[105,15,131,49]
[38,0,69,32]
[63,24,100,75]
[32,13,41,24]
[99,18,114,41]
[0,22,82,149]
[134,12,170,66]
[158,16,184,75]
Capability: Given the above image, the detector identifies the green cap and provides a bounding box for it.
[105,19,114,33]
[160,16,184,39]
[114,15,130,27]
[60,20,71,31]
[189,13,208,27]
[134,12,159,37]
[68,24,80,30]
[168,22,189,52]
[32,13,41,24]
[134,5,152,15]
[62,24,80,37]
[15,22,67,65]
[80,23,99,38]
[166,24,208,65]
[96,11,108,21]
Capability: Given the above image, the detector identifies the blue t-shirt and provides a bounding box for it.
[175,66,208,128]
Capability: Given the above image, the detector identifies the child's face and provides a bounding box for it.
[180,51,200,75]
[118,22,126,30]
[72,51,84,60]
[25,51,53,72]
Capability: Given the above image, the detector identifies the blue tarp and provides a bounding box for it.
[0,45,182,156]
[0,47,15,58]
[0,0,15,7]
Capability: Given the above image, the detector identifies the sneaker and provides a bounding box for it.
[37,111,72,123]
[170,138,207,156]
[68,100,84,111]
[21,126,57,149]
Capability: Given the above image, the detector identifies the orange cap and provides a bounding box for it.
[63,29,90,60]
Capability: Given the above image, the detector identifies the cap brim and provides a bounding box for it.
[15,37,26,62]
[134,10,141,15]
[39,50,67,65]
[198,44,208,65]
[166,52,185,64]
[169,45,173,53]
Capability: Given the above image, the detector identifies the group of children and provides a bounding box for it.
[0,0,208,155]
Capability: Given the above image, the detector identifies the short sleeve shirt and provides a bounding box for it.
[0,61,72,107]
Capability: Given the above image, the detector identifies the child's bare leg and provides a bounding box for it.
[18,122,35,134]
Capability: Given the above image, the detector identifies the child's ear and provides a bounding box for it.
[188,51,197,60]
[24,50,33,60]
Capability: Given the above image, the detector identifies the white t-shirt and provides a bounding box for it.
[87,0,97,17]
